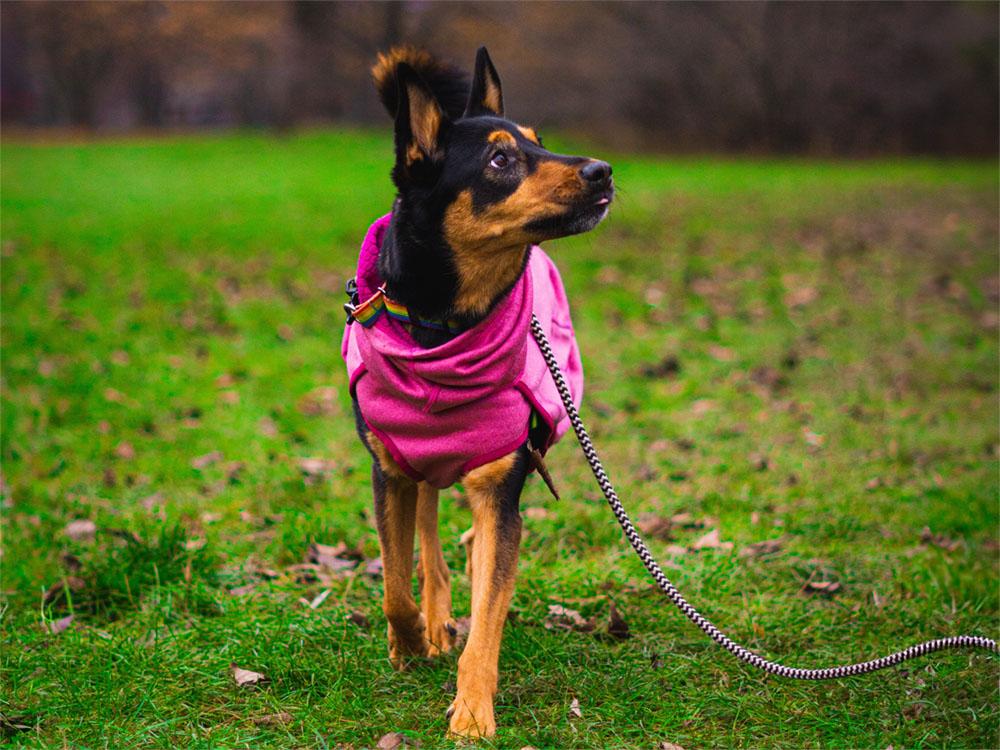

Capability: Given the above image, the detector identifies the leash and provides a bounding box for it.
[529,314,998,678]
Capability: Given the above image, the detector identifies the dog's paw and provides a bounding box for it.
[446,694,496,739]
[425,618,457,658]
[387,616,429,669]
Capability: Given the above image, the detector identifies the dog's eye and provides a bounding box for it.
[489,151,509,170]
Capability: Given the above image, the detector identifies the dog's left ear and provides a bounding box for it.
[463,47,504,118]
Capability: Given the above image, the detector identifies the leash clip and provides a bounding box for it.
[344,278,360,324]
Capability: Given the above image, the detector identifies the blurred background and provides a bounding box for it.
[2,0,997,155]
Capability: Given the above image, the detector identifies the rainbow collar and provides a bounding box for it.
[349,284,462,333]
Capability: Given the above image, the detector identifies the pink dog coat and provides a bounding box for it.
[342,214,584,489]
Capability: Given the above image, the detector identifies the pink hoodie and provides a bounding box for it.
[342,214,583,489]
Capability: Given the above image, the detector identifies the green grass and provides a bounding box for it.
[1,128,997,749]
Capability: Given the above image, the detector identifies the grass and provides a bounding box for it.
[1,128,997,749]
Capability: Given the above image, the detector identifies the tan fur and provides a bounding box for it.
[517,125,540,144]
[443,160,584,316]
[415,482,455,657]
[487,130,517,147]
[371,46,439,98]
[447,452,521,739]
[482,76,503,116]
[405,82,444,164]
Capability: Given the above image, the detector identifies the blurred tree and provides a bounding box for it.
[1,0,995,154]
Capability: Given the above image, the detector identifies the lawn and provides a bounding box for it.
[1,129,997,749]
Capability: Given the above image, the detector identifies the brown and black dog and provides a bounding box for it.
[351,46,613,739]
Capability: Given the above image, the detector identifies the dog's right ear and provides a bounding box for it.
[393,63,449,179]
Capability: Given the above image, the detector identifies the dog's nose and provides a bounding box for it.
[580,160,612,183]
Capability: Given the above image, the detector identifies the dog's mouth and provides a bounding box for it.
[524,187,614,240]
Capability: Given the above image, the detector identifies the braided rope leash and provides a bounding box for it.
[530,314,997,678]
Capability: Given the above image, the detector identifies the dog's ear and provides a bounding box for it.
[463,47,504,118]
[394,63,449,176]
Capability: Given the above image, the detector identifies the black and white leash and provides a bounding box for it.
[529,314,997,679]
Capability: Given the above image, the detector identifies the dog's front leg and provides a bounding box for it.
[368,434,427,668]
[448,447,528,739]
[416,482,456,656]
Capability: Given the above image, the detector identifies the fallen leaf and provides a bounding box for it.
[691,528,733,552]
[637,513,673,540]
[348,611,371,629]
[920,526,962,552]
[252,712,292,726]
[364,558,383,577]
[309,589,332,609]
[748,452,771,471]
[43,576,85,605]
[298,457,335,483]
[192,451,223,469]
[740,538,783,558]
[803,580,841,596]
[665,544,688,556]
[377,732,419,749]
[114,442,136,460]
[64,519,96,541]
[230,663,268,687]
[545,604,595,632]
[111,350,130,365]
[258,416,279,437]
[298,386,339,416]
[802,428,825,448]
[0,714,35,740]
[48,614,74,634]
[784,286,818,308]
[708,344,736,362]
[607,602,631,640]
[308,543,358,572]
[659,742,686,750]
[641,355,681,379]
[229,583,257,596]
[690,399,716,416]
[523,507,553,520]
[568,697,582,719]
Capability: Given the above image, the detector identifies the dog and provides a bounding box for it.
[341,45,613,739]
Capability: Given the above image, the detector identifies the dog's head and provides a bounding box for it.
[373,47,614,257]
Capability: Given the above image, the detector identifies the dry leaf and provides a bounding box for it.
[252,712,292,726]
[364,558,383,577]
[48,614,74,634]
[258,416,279,437]
[708,344,736,362]
[308,543,357,572]
[920,526,962,552]
[229,583,257,596]
[568,698,582,719]
[309,589,332,609]
[298,386,339,416]
[545,604,595,632]
[523,507,553,520]
[377,732,419,750]
[665,544,688,556]
[637,513,673,540]
[660,742,686,750]
[802,428,825,448]
[607,602,631,640]
[114,442,136,460]
[690,399,716,416]
[641,355,681,379]
[192,451,222,470]
[348,611,371,629]
[298,457,335,483]
[784,286,818,308]
[740,538,783,558]
[64,519,96,541]
[230,663,268,687]
[691,528,733,552]
[803,580,841,596]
